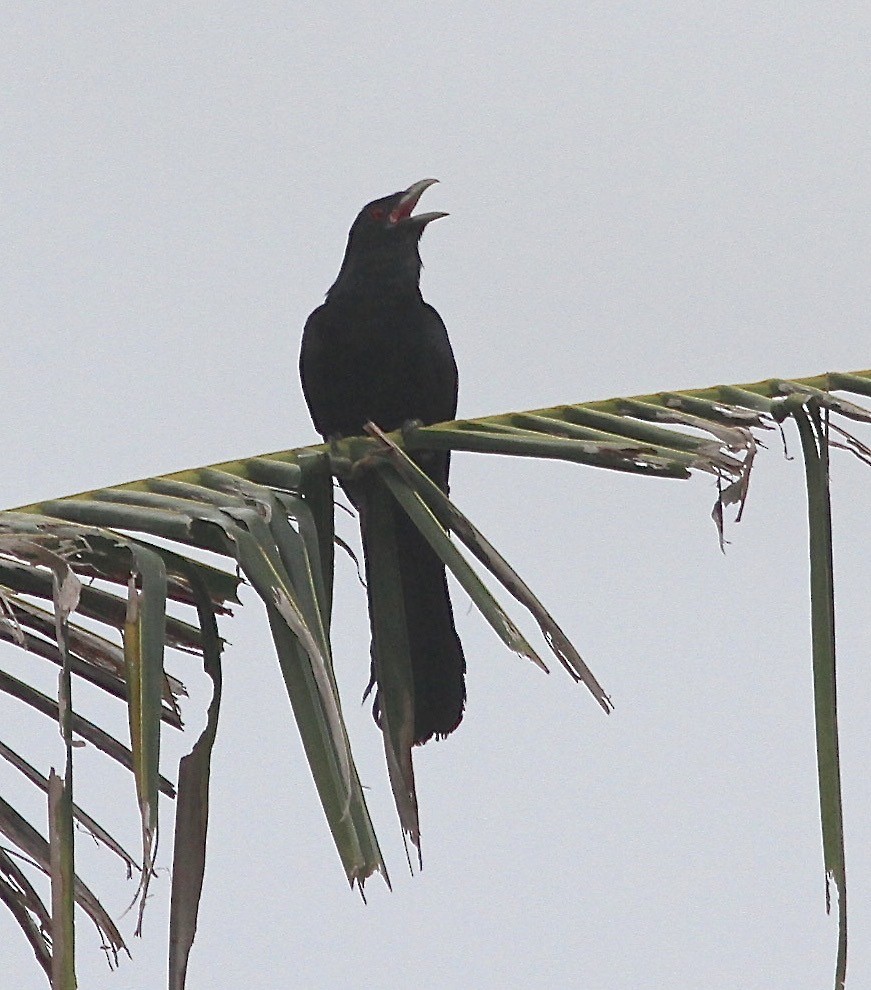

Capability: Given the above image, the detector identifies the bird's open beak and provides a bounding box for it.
[389,178,449,226]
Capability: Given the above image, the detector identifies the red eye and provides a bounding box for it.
[370,206,385,220]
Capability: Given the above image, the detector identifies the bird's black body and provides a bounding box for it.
[300,179,465,744]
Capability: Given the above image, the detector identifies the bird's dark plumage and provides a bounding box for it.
[300,179,465,745]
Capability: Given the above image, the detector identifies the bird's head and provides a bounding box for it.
[328,179,447,295]
[354,178,448,233]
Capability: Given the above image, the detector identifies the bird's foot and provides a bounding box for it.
[400,418,424,443]
[325,433,357,478]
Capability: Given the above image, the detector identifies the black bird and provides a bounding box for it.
[300,179,465,745]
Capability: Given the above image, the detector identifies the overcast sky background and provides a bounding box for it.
[2,4,870,988]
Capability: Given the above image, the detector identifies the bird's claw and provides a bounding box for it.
[401,418,424,442]
[325,434,356,478]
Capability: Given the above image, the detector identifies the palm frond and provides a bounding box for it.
[1,368,868,988]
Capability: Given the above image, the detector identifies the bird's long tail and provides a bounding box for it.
[357,471,466,746]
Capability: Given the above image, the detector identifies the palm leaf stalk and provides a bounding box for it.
[0,369,867,989]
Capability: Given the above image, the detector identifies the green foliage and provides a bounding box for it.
[0,369,868,989]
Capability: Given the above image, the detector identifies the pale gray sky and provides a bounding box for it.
[2,4,870,988]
